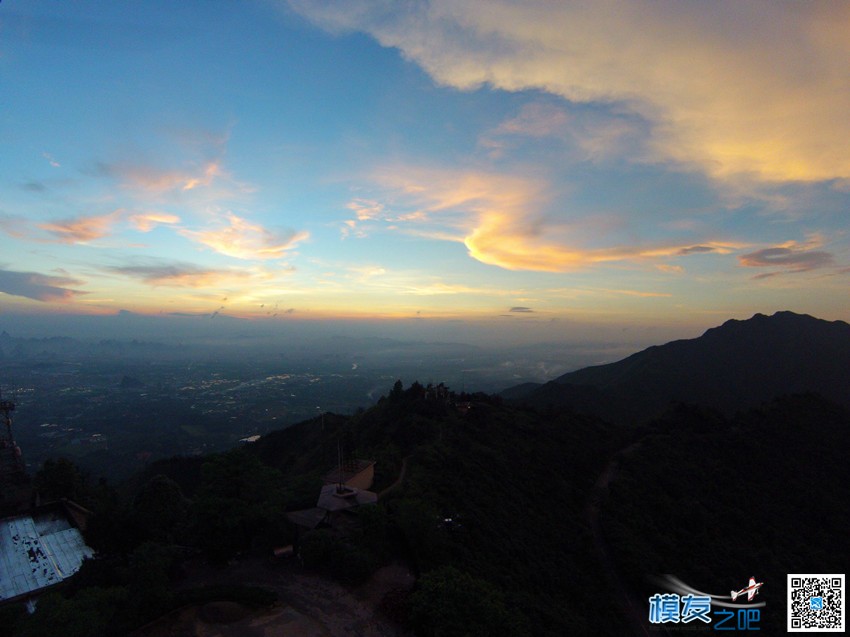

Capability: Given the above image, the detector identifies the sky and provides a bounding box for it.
[1,1,848,346]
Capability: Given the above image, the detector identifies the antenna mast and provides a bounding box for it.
[0,387,31,517]
[0,390,23,477]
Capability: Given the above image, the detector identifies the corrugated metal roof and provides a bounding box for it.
[0,511,94,602]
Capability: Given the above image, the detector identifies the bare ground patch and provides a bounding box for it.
[131,557,415,637]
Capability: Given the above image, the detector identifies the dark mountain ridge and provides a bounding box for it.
[504,311,850,423]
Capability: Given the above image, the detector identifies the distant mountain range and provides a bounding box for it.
[503,311,850,423]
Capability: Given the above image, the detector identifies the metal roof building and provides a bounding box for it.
[0,506,94,604]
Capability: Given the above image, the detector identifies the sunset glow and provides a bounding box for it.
[1,1,848,341]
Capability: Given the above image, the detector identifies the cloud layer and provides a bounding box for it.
[0,268,85,302]
[105,261,252,288]
[291,0,850,182]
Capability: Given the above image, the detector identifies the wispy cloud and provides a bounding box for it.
[357,165,746,272]
[22,181,47,193]
[180,212,309,260]
[2,210,182,245]
[336,266,524,298]
[342,199,388,238]
[104,160,223,194]
[347,198,385,221]
[677,245,720,256]
[292,1,850,182]
[597,288,672,298]
[495,103,569,139]
[347,265,387,282]
[546,285,673,300]
[739,245,834,275]
[399,282,495,296]
[509,306,534,313]
[39,210,123,244]
[482,102,649,163]
[0,215,34,239]
[341,197,433,238]
[104,259,257,288]
[655,264,684,274]
[0,268,85,302]
[128,212,181,232]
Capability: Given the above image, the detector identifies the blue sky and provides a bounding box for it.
[1,1,848,344]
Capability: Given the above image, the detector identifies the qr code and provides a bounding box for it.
[788,574,845,632]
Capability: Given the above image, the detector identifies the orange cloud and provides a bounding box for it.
[181,162,222,191]
[463,212,587,271]
[342,199,389,238]
[293,1,850,182]
[347,198,385,221]
[107,160,222,194]
[656,264,685,274]
[128,212,181,232]
[367,165,746,272]
[6,210,181,244]
[39,210,123,244]
[342,197,438,238]
[401,282,499,296]
[181,212,309,260]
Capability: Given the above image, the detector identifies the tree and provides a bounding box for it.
[18,588,126,637]
[390,380,404,401]
[190,448,288,562]
[132,474,189,543]
[126,542,175,622]
[34,458,86,502]
[409,566,529,637]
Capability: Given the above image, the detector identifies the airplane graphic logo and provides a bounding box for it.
[649,575,766,630]
[731,576,764,602]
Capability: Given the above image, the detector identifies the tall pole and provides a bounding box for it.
[336,437,343,492]
[1,395,22,474]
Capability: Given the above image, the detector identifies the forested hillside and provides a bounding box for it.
[4,382,847,636]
